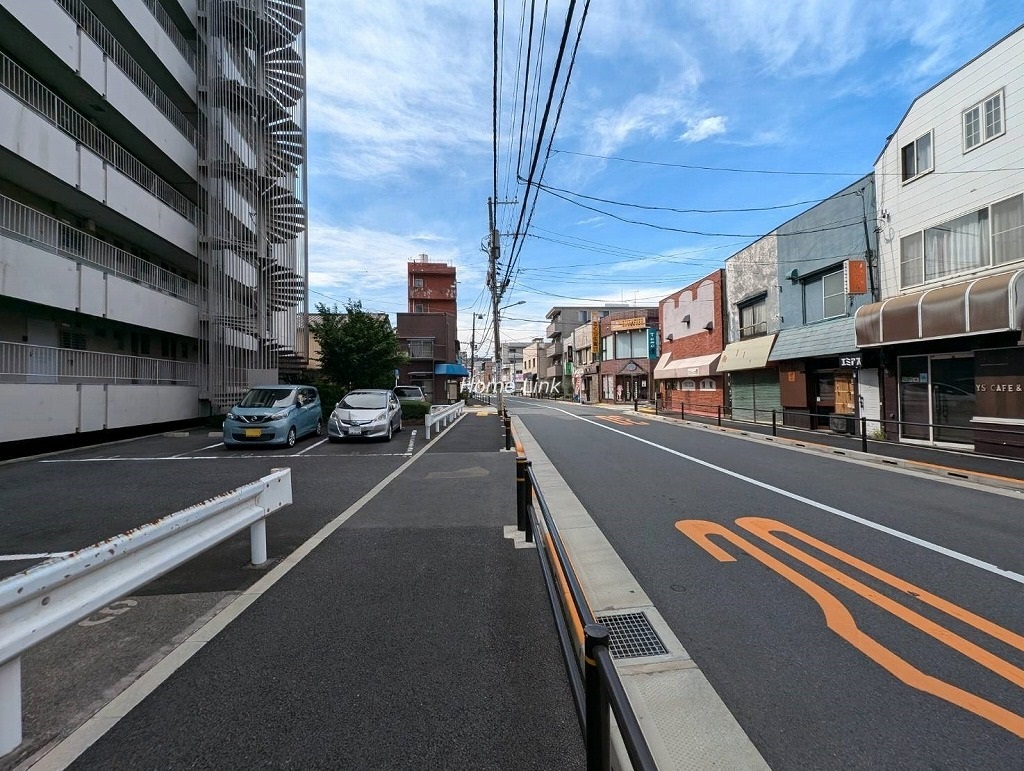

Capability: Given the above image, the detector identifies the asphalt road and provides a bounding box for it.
[507,396,1024,769]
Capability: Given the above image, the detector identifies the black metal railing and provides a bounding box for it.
[662,400,1024,458]
[515,448,657,771]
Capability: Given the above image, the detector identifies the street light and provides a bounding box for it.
[499,300,526,313]
[469,313,484,399]
[496,301,525,394]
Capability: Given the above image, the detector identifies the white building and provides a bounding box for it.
[0,0,308,444]
[856,23,1024,454]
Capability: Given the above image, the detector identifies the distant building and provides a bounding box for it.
[597,309,659,403]
[408,253,457,314]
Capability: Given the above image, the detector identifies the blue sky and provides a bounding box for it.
[304,0,1022,358]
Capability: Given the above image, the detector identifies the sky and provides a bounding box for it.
[303,0,1023,359]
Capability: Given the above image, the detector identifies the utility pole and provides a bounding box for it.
[469,312,483,395]
[488,197,504,416]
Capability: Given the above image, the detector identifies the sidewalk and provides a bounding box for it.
[50,413,583,770]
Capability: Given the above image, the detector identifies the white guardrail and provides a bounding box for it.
[0,469,293,755]
[424,400,465,440]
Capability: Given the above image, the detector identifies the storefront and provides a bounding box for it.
[653,352,723,414]
[855,270,1024,454]
[717,334,780,423]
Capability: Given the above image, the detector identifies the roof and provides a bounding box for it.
[768,318,858,360]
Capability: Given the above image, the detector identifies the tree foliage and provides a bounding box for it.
[309,301,407,393]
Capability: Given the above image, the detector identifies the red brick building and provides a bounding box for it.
[654,270,727,416]
[597,308,660,403]
[407,253,457,314]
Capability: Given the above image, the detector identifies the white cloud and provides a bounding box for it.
[305,0,492,181]
[678,116,727,143]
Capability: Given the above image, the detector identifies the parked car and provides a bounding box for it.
[329,389,403,442]
[394,385,428,403]
[223,385,322,448]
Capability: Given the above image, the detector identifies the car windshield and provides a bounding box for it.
[339,392,387,409]
[394,387,421,398]
[238,388,295,408]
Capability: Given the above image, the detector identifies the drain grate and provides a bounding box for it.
[595,612,668,659]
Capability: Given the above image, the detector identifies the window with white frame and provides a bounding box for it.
[412,277,424,288]
[963,90,1004,151]
[899,194,1024,287]
[901,131,933,182]
[699,378,716,391]
[739,296,767,339]
[803,268,847,322]
[407,339,434,358]
[681,379,696,391]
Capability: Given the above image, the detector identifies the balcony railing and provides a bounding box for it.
[545,365,560,379]
[546,341,564,357]
[54,0,197,142]
[0,51,198,224]
[0,342,198,385]
[0,194,198,304]
[140,0,196,68]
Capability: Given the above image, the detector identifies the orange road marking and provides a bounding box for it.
[676,519,1024,739]
[596,415,648,426]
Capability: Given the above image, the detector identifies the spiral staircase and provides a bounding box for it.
[200,0,309,406]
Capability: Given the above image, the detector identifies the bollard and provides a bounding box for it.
[680,403,685,421]
[504,414,512,451]
[772,409,777,437]
[516,456,527,533]
[584,624,611,770]
[861,416,868,453]
[523,461,534,543]
[717,404,722,426]
[633,398,638,412]
[250,519,267,565]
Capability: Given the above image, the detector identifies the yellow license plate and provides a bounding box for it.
[244,428,261,437]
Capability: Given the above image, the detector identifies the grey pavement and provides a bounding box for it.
[41,411,583,770]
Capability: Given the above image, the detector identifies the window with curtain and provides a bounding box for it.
[992,194,1024,265]
[924,208,989,281]
[681,379,696,391]
[739,297,767,339]
[699,378,716,391]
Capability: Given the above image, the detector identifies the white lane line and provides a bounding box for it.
[537,403,1024,586]
[0,552,72,561]
[40,453,412,462]
[405,430,416,455]
[294,437,329,455]
[171,442,222,458]
[32,425,439,771]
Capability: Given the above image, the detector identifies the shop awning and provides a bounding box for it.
[855,270,1024,347]
[716,334,777,373]
[653,352,721,379]
[434,363,469,376]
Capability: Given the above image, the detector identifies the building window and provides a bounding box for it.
[408,339,434,358]
[963,90,1004,151]
[414,303,425,312]
[803,269,846,322]
[992,194,1024,265]
[738,296,767,339]
[681,379,696,391]
[699,378,716,391]
[614,330,647,359]
[901,131,933,182]
[60,331,87,350]
[412,277,424,288]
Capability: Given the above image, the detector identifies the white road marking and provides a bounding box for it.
[172,442,222,457]
[294,437,329,455]
[405,430,417,455]
[40,453,413,462]
[0,552,72,561]
[536,403,1024,586]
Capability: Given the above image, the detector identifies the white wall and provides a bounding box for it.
[0,384,199,442]
[4,0,197,178]
[661,280,716,342]
[0,93,198,254]
[875,28,1024,298]
[0,234,199,337]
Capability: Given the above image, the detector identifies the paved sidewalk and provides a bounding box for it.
[51,413,583,770]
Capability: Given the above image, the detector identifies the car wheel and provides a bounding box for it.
[384,422,393,442]
[396,416,403,433]
[315,417,323,437]
[286,426,297,448]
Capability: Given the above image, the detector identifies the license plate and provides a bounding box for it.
[349,427,363,435]
[244,428,261,437]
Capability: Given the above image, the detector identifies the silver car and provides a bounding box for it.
[328,389,403,442]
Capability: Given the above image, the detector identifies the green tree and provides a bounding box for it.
[309,301,407,393]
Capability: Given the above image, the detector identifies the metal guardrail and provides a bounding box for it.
[0,342,199,386]
[0,469,293,755]
[424,401,465,439]
[53,0,197,142]
[0,52,198,224]
[0,194,198,304]
[515,447,657,771]
[140,0,197,67]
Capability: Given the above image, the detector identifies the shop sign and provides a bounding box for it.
[844,260,868,294]
[839,355,861,368]
[647,328,659,359]
[591,320,601,345]
[611,317,646,331]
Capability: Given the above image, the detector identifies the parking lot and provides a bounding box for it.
[0,422,440,767]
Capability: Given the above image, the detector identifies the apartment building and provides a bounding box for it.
[597,308,659,403]
[855,24,1024,455]
[544,304,632,398]
[522,337,549,395]
[0,0,309,444]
